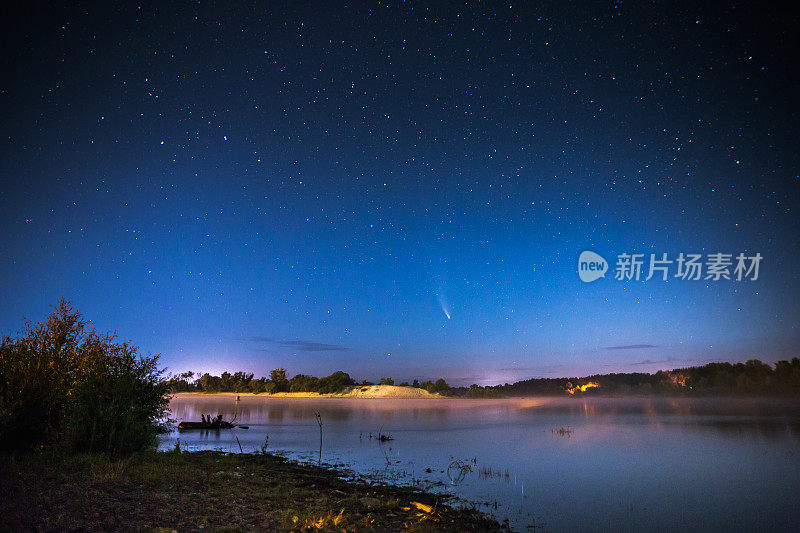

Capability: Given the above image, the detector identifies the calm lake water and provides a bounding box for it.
[160,396,800,532]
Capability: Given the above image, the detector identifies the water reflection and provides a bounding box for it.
[169,395,800,440]
[162,396,800,532]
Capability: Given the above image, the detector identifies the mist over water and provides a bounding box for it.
[162,396,800,531]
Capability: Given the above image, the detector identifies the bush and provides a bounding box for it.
[0,299,169,454]
[418,378,452,395]
[288,374,320,392]
[317,371,356,393]
[270,368,289,392]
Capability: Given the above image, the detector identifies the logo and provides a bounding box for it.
[578,251,608,283]
[576,250,762,282]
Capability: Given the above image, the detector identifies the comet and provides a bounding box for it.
[437,291,451,320]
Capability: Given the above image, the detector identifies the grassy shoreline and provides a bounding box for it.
[0,449,504,531]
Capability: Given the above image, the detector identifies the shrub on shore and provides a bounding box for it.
[0,299,169,454]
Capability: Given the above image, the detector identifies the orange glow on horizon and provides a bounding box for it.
[566,382,600,394]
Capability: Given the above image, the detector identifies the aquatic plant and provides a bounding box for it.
[446,459,473,485]
[260,434,269,454]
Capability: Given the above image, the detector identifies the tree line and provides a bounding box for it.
[167,359,800,398]
[166,370,454,395]
[480,359,800,397]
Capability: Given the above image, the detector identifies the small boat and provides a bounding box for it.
[178,414,239,430]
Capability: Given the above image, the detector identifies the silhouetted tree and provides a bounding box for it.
[0,299,169,453]
[270,368,289,392]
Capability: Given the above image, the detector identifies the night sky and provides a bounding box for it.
[2,2,798,385]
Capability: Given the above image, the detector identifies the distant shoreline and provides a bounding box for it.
[172,384,446,399]
[171,390,800,401]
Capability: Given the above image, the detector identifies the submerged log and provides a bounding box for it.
[178,421,236,430]
[178,414,238,430]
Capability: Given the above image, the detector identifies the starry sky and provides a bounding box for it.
[1,1,798,385]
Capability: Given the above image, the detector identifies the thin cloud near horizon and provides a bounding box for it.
[605,344,657,350]
[245,337,350,352]
[278,340,350,352]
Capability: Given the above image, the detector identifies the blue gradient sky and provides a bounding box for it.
[1,2,798,385]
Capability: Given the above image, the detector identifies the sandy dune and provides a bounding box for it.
[327,385,442,399]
